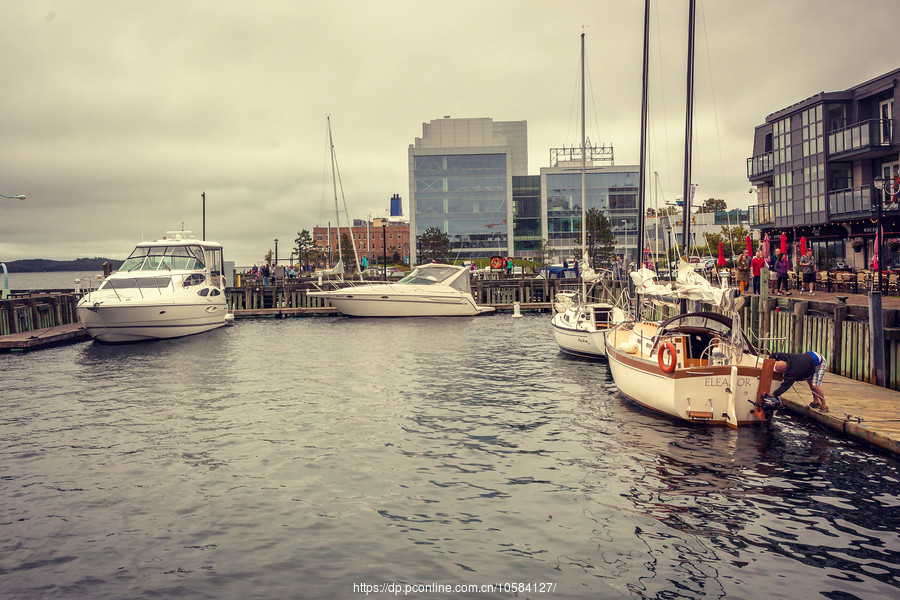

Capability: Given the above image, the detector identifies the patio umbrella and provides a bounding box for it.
[800,236,807,255]
[780,232,787,255]
[873,227,881,271]
[762,234,770,257]
[746,235,753,256]
[717,242,725,267]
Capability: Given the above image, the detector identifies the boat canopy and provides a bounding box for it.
[656,311,757,355]
[397,264,471,293]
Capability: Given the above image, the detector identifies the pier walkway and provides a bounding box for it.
[0,322,89,352]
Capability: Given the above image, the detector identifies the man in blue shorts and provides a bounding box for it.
[771,351,828,412]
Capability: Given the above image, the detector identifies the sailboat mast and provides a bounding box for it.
[681,0,696,266]
[327,116,343,268]
[580,32,587,296]
[637,0,650,273]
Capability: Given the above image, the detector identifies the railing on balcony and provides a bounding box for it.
[748,204,774,227]
[827,119,893,156]
[828,186,874,217]
[747,152,773,179]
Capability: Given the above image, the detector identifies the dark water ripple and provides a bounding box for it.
[1,314,898,599]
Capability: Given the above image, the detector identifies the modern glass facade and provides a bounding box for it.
[544,168,638,259]
[413,153,508,259]
[513,175,541,253]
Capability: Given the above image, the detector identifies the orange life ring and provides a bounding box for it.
[490,257,502,269]
[658,341,677,373]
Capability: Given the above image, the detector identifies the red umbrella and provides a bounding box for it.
[780,232,787,254]
[717,242,725,267]
[762,234,770,257]
[800,236,807,255]
[746,235,753,256]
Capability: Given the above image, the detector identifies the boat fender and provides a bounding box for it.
[658,341,677,373]
[617,342,639,354]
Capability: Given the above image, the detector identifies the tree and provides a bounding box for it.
[697,197,728,213]
[264,249,274,264]
[417,227,452,263]
[585,207,617,266]
[535,238,553,266]
[294,229,314,271]
[339,232,355,271]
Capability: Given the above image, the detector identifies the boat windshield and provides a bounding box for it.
[396,265,460,286]
[120,245,206,272]
[100,276,173,290]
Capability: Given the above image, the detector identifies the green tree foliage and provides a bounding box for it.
[697,197,728,213]
[535,238,553,265]
[339,232,355,271]
[417,227,452,264]
[294,229,314,270]
[585,207,617,266]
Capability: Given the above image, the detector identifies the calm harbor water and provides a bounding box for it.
[2,270,103,292]
[1,315,898,599]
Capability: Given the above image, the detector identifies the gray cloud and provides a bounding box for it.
[1,0,896,265]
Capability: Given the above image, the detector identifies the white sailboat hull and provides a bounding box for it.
[605,315,777,427]
[550,316,608,358]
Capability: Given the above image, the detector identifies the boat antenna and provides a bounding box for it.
[680,0,697,314]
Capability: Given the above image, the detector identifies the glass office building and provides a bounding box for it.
[542,165,639,261]
[408,118,528,264]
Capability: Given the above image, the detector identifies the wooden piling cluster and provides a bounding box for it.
[0,293,81,336]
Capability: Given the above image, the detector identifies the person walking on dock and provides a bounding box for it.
[774,251,791,295]
[751,250,765,295]
[771,351,828,412]
[800,249,816,295]
[736,251,750,294]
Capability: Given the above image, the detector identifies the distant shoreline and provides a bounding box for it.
[0,258,123,273]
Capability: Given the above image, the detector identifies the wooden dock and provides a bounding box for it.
[0,322,89,352]
[777,371,900,456]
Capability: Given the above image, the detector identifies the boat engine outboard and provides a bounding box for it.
[759,393,784,417]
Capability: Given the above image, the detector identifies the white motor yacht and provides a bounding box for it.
[307,263,495,317]
[76,231,233,342]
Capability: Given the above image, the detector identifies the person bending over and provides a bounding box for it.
[771,351,828,412]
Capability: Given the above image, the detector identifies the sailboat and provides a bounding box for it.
[604,0,781,427]
[549,33,627,359]
[315,116,362,282]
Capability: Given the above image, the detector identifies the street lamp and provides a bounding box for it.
[873,175,900,294]
[274,238,279,266]
[0,194,26,200]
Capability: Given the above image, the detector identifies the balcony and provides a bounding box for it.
[747,152,773,180]
[748,204,774,227]
[828,186,874,218]
[827,119,894,157]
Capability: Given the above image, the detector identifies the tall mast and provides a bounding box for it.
[637,0,650,272]
[580,32,587,298]
[681,0,696,267]
[327,116,343,269]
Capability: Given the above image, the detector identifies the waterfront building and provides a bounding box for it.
[408,117,528,264]
[312,220,410,268]
[748,68,899,271]
[539,144,639,263]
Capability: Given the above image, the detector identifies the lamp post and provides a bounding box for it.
[380,219,388,282]
[274,238,279,266]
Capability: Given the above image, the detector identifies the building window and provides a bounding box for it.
[773,117,791,165]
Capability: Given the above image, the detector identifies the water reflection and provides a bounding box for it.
[0,315,897,599]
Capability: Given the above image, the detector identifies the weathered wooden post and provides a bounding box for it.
[870,291,886,386]
[832,303,848,374]
[792,300,808,352]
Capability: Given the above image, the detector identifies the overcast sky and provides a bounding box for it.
[1,0,897,266]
